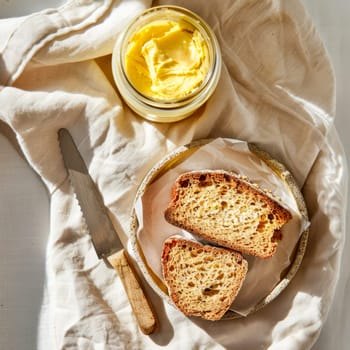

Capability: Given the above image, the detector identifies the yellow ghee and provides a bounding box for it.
[124,19,210,101]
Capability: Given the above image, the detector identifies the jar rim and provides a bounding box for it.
[112,5,222,122]
[119,6,217,105]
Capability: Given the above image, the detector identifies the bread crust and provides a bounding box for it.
[161,237,248,320]
[164,171,292,258]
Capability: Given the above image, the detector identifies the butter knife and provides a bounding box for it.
[58,128,157,335]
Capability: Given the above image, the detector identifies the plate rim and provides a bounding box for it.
[129,138,309,320]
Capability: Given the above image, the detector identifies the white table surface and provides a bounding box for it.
[0,1,349,349]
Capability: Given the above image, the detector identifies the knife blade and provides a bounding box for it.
[58,128,157,335]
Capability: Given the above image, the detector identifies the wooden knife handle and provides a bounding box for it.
[107,249,158,335]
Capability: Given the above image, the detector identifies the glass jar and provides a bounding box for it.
[112,5,222,123]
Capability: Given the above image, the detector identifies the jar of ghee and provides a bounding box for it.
[112,5,222,123]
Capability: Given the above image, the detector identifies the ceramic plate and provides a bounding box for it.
[130,138,309,319]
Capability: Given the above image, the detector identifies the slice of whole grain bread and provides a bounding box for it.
[161,237,248,320]
[164,171,292,258]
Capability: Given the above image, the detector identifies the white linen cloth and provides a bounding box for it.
[0,0,347,349]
